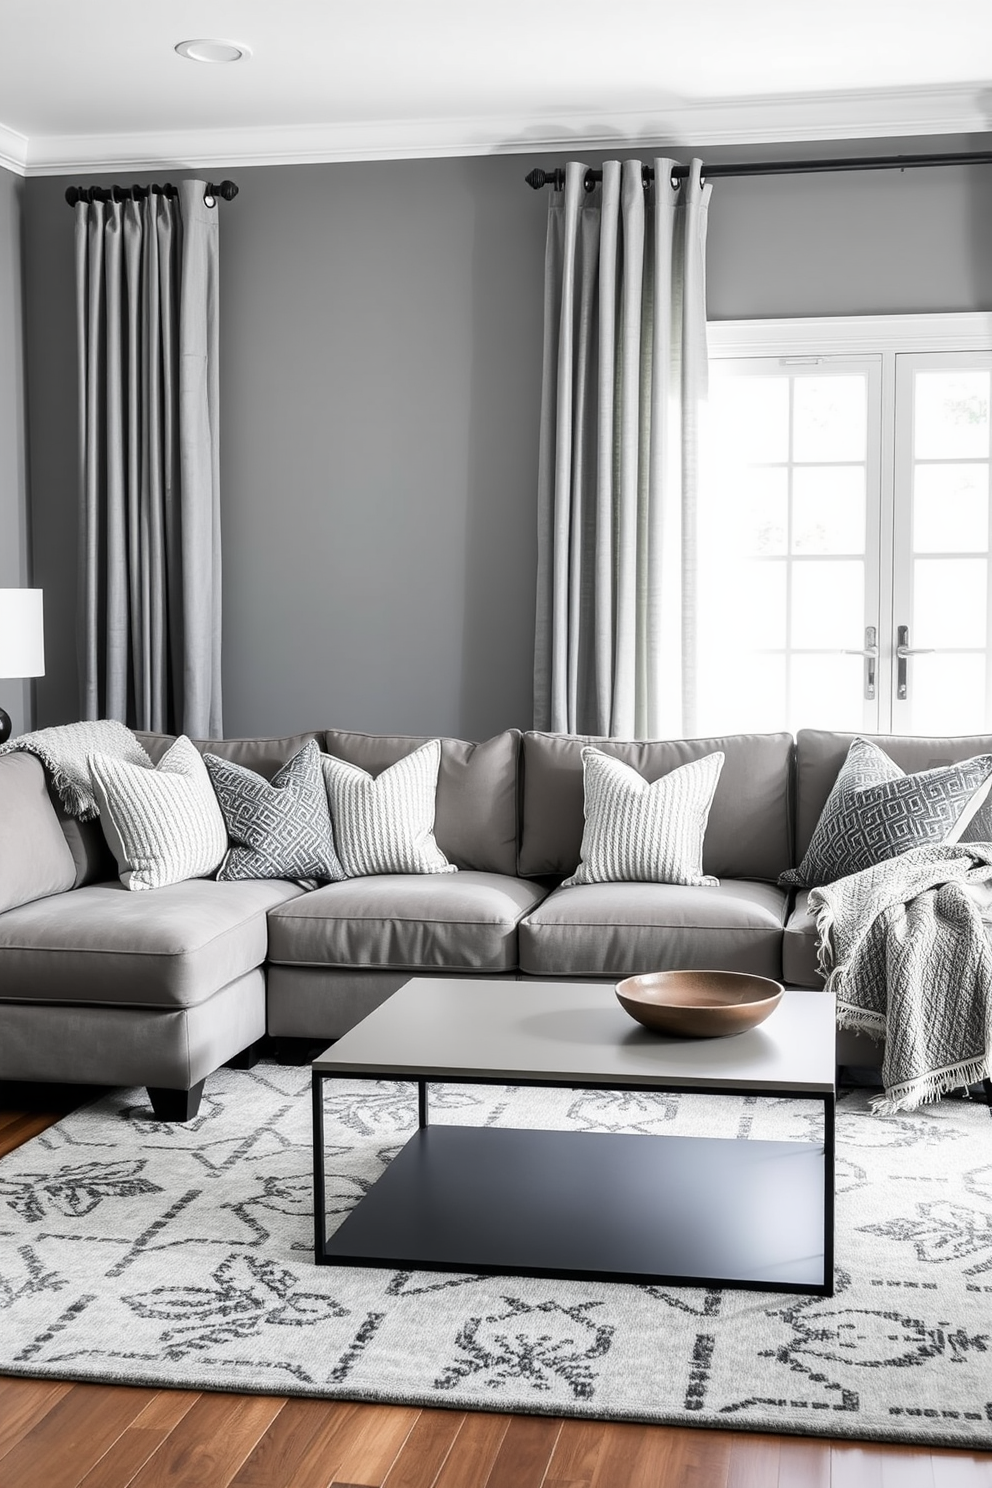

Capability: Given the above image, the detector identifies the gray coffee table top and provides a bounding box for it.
[313,977,836,1093]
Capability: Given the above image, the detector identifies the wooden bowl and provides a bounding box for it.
[615,970,784,1038]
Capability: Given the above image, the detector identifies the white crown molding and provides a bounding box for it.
[0,121,29,176]
[13,82,992,176]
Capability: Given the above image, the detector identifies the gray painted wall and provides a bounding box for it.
[0,166,30,736]
[22,134,992,738]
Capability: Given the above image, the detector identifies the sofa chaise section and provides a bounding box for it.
[0,876,304,1118]
[0,743,306,1119]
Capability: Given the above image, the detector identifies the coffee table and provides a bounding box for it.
[312,977,836,1295]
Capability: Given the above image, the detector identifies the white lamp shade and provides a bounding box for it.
[0,589,45,678]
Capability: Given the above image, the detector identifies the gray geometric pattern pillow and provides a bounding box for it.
[562,747,725,888]
[204,740,345,884]
[320,738,455,878]
[780,737,992,889]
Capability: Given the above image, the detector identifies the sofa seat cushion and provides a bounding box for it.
[266,871,548,973]
[782,891,825,988]
[519,879,788,980]
[0,878,304,1009]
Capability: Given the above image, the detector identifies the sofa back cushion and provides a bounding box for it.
[519,731,794,882]
[55,808,119,887]
[322,730,520,876]
[793,729,992,861]
[0,753,77,912]
[136,731,321,779]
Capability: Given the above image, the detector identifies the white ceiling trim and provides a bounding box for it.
[0,121,29,176]
[9,83,992,178]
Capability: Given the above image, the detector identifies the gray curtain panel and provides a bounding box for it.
[534,159,711,739]
[75,181,222,736]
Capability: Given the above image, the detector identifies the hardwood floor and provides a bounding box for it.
[1,1092,990,1488]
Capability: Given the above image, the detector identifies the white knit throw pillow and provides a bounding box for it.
[88,735,228,891]
[321,738,455,877]
[562,747,725,888]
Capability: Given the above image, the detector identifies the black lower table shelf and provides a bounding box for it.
[317,1123,828,1293]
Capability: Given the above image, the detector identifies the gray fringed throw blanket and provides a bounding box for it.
[0,718,150,819]
[809,842,992,1113]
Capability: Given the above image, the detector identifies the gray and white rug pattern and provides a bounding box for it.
[0,1063,991,1448]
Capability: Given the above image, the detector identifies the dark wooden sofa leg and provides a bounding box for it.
[225,1037,267,1071]
[270,1036,332,1065]
[147,1080,205,1122]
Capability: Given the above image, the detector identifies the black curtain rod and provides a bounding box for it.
[525,150,992,192]
[65,179,238,207]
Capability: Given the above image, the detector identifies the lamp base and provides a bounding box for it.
[0,706,12,745]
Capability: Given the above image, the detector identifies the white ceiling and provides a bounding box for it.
[2,0,991,175]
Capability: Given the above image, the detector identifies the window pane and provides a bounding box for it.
[792,467,866,555]
[710,375,790,464]
[914,464,989,553]
[914,370,991,460]
[734,559,786,650]
[904,652,988,736]
[697,654,787,737]
[738,468,788,555]
[788,654,866,734]
[793,376,866,462]
[913,558,987,649]
[791,560,864,649]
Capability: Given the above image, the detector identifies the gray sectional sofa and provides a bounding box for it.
[1,722,988,1118]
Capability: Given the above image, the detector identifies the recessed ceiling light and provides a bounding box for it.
[175,39,250,64]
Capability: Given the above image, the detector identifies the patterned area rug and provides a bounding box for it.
[1,1062,991,1448]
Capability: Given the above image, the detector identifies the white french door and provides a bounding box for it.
[699,354,882,736]
[699,318,992,738]
[890,354,992,735]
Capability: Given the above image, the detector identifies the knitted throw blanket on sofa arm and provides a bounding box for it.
[809,841,992,1114]
[0,718,151,820]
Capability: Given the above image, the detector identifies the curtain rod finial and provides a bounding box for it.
[525,167,564,191]
[203,180,238,207]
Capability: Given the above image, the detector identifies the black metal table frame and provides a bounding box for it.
[312,1066,835,1296]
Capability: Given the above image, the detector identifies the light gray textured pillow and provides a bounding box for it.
[321,738,456,878]
[88,734,228,891]
[562,747,725,888]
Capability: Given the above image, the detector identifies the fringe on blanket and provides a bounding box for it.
[867,1053,992,1115]
[834,1000,885,1040]
[0,719,149,819]
[812,894,836,985]
[28,756,96,819]
[811,894,886,1034]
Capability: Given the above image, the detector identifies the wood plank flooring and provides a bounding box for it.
[1,1091,990,1488]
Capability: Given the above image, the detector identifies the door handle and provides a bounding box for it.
[896,624,935,700]
[842,626,877,700]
